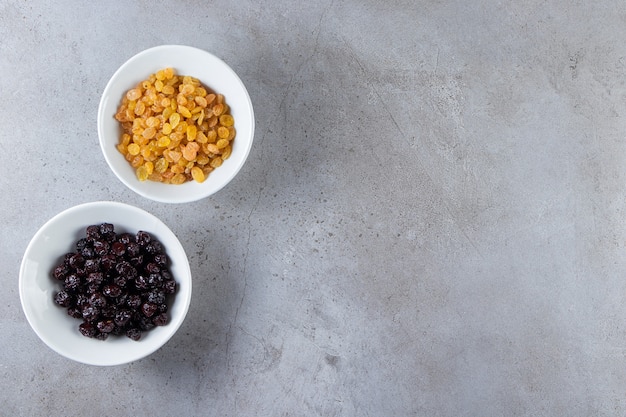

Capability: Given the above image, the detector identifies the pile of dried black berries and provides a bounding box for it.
[51,223,176,341]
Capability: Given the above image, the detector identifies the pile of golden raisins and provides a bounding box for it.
[114,68,235,184]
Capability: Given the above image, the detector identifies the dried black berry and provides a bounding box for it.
[87,272,104,285]
[54,290,72,307]
[127,294,142,309]
[163,280,176,294]
[126,328,141,341]
[115,293,129,306]
[51,223,176,341]
[136,231,151,246]
[53,264,69,280]
[67,307,82,319]
[68,253,84,269]
[145,262,160,274]
[129,255,144,267]
[89,293,107,308]
[113,275,128,288]
[153,253,168,267]
[111,326,125,336]
[111,242,126,256]
[94,332,109,341]
[81,246,95,259]
[76,238,89,251]
[126,242,140,258]
[97,319,115,333]
[101,305,117,319]
[114,309,132,327]
[75,294,89,308]
[103,284,122,298]
[99,223,114,235]
[147,273,162,287]
[82,305,100,322]
[138,315,155,331]
[86,283,101,294]
[141,302,158,317]
[147,290,165,305]
[93,240,110,256]
[116,261,136,279]
[145,240,163,255]
[64,274,81,292]
[84,258,99,273]
[86,225,100,241]
[134,275,149,290]
[79,322,96,338]
[152,313,168,326]
[117,233,133,245]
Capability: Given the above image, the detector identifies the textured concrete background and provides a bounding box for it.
[2,0,626,415]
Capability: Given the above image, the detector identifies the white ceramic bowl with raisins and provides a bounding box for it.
[19,201,192,366]
[98,45,255,203]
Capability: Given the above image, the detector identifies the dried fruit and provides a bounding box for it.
[51,224,176,341]
[191,166,205,183]
[114,68,236,184]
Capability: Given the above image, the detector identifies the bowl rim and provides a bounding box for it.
[97,44,255,204]
[19,201,193,366]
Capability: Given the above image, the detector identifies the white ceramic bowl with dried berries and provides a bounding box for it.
[98,45,255,203]
[19,201,192,366]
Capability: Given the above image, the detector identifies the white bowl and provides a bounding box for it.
[98,45,255,203]
[19,201,192,366]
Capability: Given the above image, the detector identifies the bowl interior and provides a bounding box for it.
[98,45,254,203]
[19,202,192,366]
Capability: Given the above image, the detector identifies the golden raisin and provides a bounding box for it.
[169,113,181,129]
[221,145,232,160]
[196,131,208,144]
[155,158,169,173]
[171,173,186,184]
[146,116,160,128]
[210,157,223,168]
[178,105,192,118]
[126,88,142,101]
[134,101,146,116]
[217,127,229,139]
[191,166,205,183]
[195,96,207,108]
[144,161,154,175]
[206,130,217,143]
[196,153,210,165]
[157,136,171,148]
[186,125,197,141]
[206,143,220,154]
[127,143,140,156]
[181,84,195,95]
[182,142,199,161]
[219,114,234,127]
[142,127,157,139]
[131,155,144,168]
[170,164,185,174]
[227,127,236,140]
[136,165,149,181]
[212,103,225,116]
[115,68,236,185]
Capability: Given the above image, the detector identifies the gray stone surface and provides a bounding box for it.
[2,0,626,415]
